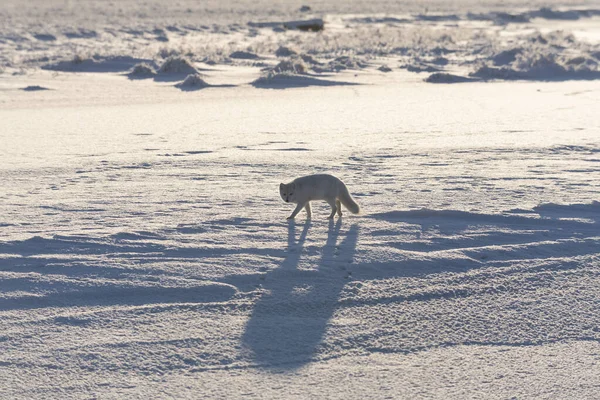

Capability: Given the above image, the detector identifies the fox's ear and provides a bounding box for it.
[280,183,284,189]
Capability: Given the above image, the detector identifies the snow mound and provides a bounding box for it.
[252,71,356,88]
[269,58,309,74]
[425,73,476,83]
[128,63,156,78]
[298,54,322,65]
[470,66,522,80]
[331,56,367,70]
[402,31,600,83]
[175,73,210,90]
[314,56,367,73]
[157,56,198,75]
[477,32,600,81]
[403,63,440,73]
[252,71,300,85]
[471,51,600,81]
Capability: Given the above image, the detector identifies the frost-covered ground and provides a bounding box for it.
[2,0,600,399]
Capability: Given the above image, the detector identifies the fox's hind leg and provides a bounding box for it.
[327,199,337,219]
[336,199,342,217]
[304,202,312,219]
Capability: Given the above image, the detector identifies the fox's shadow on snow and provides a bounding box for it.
[2,202,597,368]
[241,219,359,370]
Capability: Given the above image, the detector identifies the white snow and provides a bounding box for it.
[1,0,600,398]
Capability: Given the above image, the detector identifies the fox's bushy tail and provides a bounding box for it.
[339,184,360,214]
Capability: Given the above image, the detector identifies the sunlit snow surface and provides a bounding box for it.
[1,0,600,398]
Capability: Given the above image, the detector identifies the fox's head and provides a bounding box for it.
[279,182,296,203]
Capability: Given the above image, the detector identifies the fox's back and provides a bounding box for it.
[293,174,341,200]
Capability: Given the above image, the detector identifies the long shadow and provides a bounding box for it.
[0,283,237,311]
[175,83,237,92]
[241,219,359,370]
[251,74,360,89]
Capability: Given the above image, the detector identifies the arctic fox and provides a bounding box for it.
[279,174,360,219]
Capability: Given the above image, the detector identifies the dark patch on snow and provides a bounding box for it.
[425,73,477,83]
[184,150,213,155]
[229,51,260,60]
[248,18,324,32]
[64,29,97,39]
[21,85,50,91]
[349,16,411,24]
[415,14,460,22]
[34,33,57,41]
[252,73,359,89]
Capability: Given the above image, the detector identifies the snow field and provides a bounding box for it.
[1,0,600,397]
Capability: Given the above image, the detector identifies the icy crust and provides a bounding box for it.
[425,73,475,83]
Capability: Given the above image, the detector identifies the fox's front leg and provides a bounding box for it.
[304,202,312,219]
[287,202,305,220]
